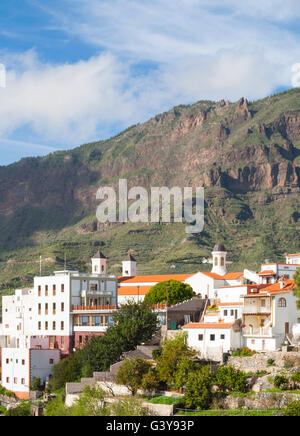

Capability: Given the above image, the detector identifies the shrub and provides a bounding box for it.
[30,377,43,392]
[232,347,256,357]
[5,402,31,417]
[213,366,248,393]
[267,358,275,367]
[184,366,213,410]
[291,372,300,383]
[284,359,294,369]
[273,375,289,390]
[284,401,300,417]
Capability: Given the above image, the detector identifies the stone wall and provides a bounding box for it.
[221,392,300,410]
[227,351,300,373]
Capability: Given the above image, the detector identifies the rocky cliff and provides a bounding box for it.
[0,88,299,288]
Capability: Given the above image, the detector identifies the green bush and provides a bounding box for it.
[5,402,31,416]
[284,401,300,417]
[213,366,248,393]
[231,347,256,357]
[184,366,213,410]
[267,359,275,367]
[291,372,300,383]
[273,375,289,390]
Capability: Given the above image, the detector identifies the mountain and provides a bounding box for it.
[0,88,300,295]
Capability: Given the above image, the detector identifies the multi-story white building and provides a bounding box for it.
[1,336,60,399]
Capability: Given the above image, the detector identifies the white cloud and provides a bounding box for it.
[1,0,300,162]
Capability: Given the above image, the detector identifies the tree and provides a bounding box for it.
[110,398,151,416]
[47,350,83,391]
[30,377,43,392]
[116,357,153,396]
[144,280,195,306]
[71,385,109,416]
[184,366,213,410]
[174,358,200,390]
[48,302,158,389]
[5,402,31,417]
[293,268,300,309]
[213,365,248,393]
[155,332,197,389]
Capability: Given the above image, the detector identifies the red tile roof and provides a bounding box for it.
[118,274,193,284]
[258,270,276,275]
[118,286,152,296]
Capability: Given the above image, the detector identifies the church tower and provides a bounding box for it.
[122,253,137,277]
[211,242,227,276]
[91,251,107,274]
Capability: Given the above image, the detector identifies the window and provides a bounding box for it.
[230,310,234,316]
[261,299,266,308]
[198,334,203,341]
[61,321,64,331]
[53,285,56,296]
[53,303,56,315]
[221,257,225,266]
[61,337,65,348]
[210,334,215,341]
[14,378,17,384]
[278,298,287,308]
[38,286,41,297]
[45,303,48,315]
[22,360,25,365]
[21,379,25,385]
[45,321,48,331]
[38,304,41,315]
[214,257,218,266]
[38,322,41,330]
[45,285,48,296]
[53,321,56,331]
[224,310,228,316]
[61,284,65,293]
[220,334,225,340]
[6,377,9,383]
[49,359,54,365]
[6,359,9,364]
[61,302,65,312]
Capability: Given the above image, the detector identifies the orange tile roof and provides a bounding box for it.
[287,253,300,257]
[223,272,243,280]
[198,272,224,280]
[258,270,276,275]
[218,302,243,306]
[182,322,235,329]
[118,286,152,296]
[244,280,295,297]
[220,285,248,289]
[118,274,193,284]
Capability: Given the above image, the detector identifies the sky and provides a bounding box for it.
[0,0,300,166]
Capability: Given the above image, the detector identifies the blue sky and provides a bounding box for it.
[0,0,300,166]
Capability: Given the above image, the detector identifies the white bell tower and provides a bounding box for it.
[91,251,107,274]
[122,253,137,277]
[211,242,227,276]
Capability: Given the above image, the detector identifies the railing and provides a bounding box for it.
[72,305,118,311]
[243,306,271,315]
[243,327,272,336]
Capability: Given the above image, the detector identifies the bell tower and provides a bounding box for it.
[122,253,137,277]
[91,251,107,274]
[211,242,227,276]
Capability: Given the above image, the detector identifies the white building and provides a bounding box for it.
[1,336,60,400]
[182,322,242,361]
[242,279,300,351]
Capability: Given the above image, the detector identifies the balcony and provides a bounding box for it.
[243,326,272,336]
[72,305,118,312]
[243,306,271,315]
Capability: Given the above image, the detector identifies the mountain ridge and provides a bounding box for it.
[0,88,299,293]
